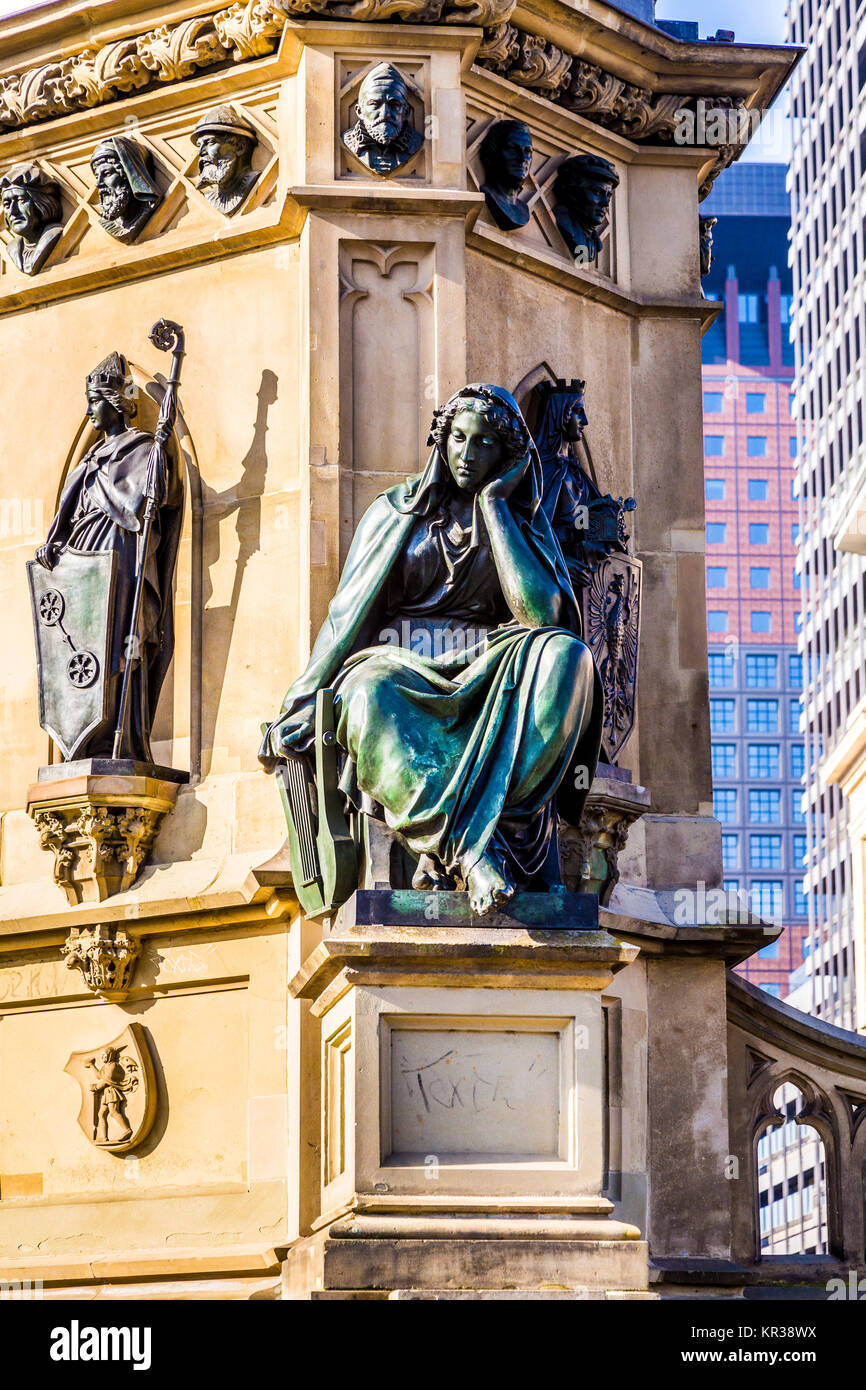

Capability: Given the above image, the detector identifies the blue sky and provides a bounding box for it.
[655,0,788,45]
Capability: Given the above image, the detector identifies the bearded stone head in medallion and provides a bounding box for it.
[192,105,259,216]
[91,137,162,244]
[342,63,424,177]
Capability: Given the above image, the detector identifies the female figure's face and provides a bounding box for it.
[446,408,504,493]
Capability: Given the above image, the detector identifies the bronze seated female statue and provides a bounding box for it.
[260,384,602,917]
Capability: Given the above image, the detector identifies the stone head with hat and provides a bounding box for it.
[553,152,620,266]
[91,137,162,245]
[0,162,64,276]
[342,62,424,177]
[192,104,259,217]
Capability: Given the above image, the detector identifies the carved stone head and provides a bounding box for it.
[91,137,162,244]
[343,63,424,176]
[192,105,259,216]
[479,120,533,231]
[553,153,619,265]
[0,162,63,275]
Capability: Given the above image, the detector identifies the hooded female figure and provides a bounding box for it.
[35,352,183,762]
[260,384,602,915]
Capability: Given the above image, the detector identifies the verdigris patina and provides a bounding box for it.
[28,336,184,762]
[260,385,602,917]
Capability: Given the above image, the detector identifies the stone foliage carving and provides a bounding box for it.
[0,0,748,197]
[33,801,167,904]
[62,923,141,1001]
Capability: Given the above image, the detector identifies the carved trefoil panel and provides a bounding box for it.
[338,240,436,528]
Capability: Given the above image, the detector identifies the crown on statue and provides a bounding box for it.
[87,351,129,394]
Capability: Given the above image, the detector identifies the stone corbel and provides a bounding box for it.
[62,923,142,1001]
[27,763,185,905]
[560,774,651,905]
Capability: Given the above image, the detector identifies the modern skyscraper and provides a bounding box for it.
[701,163,810,1000]
[786,0,863,1031]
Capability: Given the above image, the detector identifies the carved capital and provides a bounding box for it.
[560,779,650,904]
[27,766,182,905]
[62,923,142,1001]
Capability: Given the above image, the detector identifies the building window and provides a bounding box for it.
[788,654,803,688]
[750,567,771,588]
[704,392,724,413]
[748,478,769,500]
[793,569,801,589]
[738,294,759,323]
[708,653,735,687]
[790,479,797,501]
[791,744,806,778]
[779,296,793,324]
[724,878,740,893]
[748,744,780,778]
[705,478,726,500]
[760,982,782,998]
[710,698,736,731]
[751,881,784,919]
[792,524,800,545]
[749,788,781,823]
[747,437,768,458]
[791,789,806,824]
[750,834,782,868]
[749,523,769,544]
[714,789,738,823]
[747,393,766,414]
[747,699,779,732]
[721,834,739,869]
[792,834,807,868]
[708,611,729,633]
[751,611,772,633]
[712,743,737,777]
[758,939,780,959]
[707,567,728,588]
[707,522,727,543]
[794,880,808,916]
[789,699,801,734]
[789,436,798,458]
[794,612,803,632]
[705,436,725,457]
[746,654,778,688]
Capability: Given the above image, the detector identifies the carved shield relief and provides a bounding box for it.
[27,550,116,759]
[582,552,641,764]
[64,1022,157,1154]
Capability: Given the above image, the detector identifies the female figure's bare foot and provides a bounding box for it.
[467,852,516,916]
[412,853,454,890]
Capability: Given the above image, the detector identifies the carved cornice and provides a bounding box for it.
[0,0,767,193]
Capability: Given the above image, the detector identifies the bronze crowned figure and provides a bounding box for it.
[32,350,183,762]
[260,384,602,917]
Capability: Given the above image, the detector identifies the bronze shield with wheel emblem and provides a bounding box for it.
[27,550,116,759]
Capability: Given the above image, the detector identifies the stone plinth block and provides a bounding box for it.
[27,761,187,905]
[287,892,647,1297]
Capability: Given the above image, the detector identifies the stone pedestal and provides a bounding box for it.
[27,761,187,904]
[284,891,648,1299]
